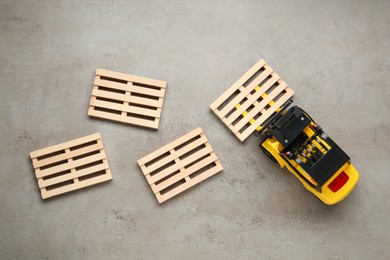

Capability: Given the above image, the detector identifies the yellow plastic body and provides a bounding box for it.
[261,124,359,205]
[236,85,358,204]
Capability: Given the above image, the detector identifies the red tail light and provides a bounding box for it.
[328,172,349,192]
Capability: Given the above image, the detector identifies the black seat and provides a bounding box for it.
[269,106,311,147]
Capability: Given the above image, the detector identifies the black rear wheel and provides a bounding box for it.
[260,141,277,163]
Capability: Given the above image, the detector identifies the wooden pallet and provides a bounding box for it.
[88,68,167,129]
[29,133,112,199]
[210,59,294,142]
[138,127,223,203]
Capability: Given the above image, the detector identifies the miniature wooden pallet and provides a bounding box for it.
[29,133,112,199]
[210,59,294,142]
[138,127,223,203]
[88,68,167,129]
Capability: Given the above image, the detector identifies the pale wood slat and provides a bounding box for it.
[138,128,223,203]
[30,133,101,159]
[89,69,167,129]
[95,78,165,98]
[129,85,166,98]
[231,81,289,133]
[38,161,109,188]
[146,145,214,185]
[29,133,112,199]
[142,134,208,175]
[91,87,126,102]
[151,152,218,194]
[223,73,280,126]
[88,109,159,129]
[219,65,273,116]
[210,59,266,111]
[33,142,104,168]
[209,58,294,142]
[90,99,160,118]
[96,68,166,88]
[36,151,107,179]
[94,77,133,92]
[237,88,294,141]
[156,162,223,203]
[41,172,112,199]
[138,127,203,166]
[128,95,163,108]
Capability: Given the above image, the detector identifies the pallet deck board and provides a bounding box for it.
[210,59,294,142]
[30,133,101,159]
[29,133,112,199]
[137,127,223,203]
[89,69,167,129]
[90,99,161,118]
[96,68,166,88]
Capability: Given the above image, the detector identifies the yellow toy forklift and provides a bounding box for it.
[258,100,359,204]
[210,58,359,205]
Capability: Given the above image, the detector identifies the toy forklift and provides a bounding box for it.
[210,58,359,204]
[258,100,359,204]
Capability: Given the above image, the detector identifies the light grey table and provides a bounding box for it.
[1,1,389,259]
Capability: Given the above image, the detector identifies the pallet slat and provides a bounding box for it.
[143,135,208,174]
[222,73,280,126]
[137,127,223,203]
[209,58,294,142]
[209,59,267,111]
[96,68,166,88]
[29,133,101,158]
[95,78,166,97]
[155,162,223,203]
[33,142,104,168]
[94,78,133,92]
[147,145,214,185]
[90,99,160,118]
[151,152,218,193]
[88,109,160,129]
[138,127,203,166]
[219,65,273,116]
[230,81,288,132]
[38,161,110,188]
[89,69,167,129]
[36,152,107,178]
[40,173,112,200]
[238,88,294,140]
[29,133,112,199]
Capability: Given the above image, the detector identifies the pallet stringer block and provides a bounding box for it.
[29,133,112,199]
[210,59,294,142]
[88,68,167,129]
[137,127,223,203]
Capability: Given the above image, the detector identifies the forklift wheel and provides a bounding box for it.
[260,142,277,163]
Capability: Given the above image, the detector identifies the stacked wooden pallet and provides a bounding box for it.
[89,69,167,129]
[210,59,294,142]
[138,128,223,203]
[29,133,112,199]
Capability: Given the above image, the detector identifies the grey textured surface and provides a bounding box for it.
[1,0,389,259]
